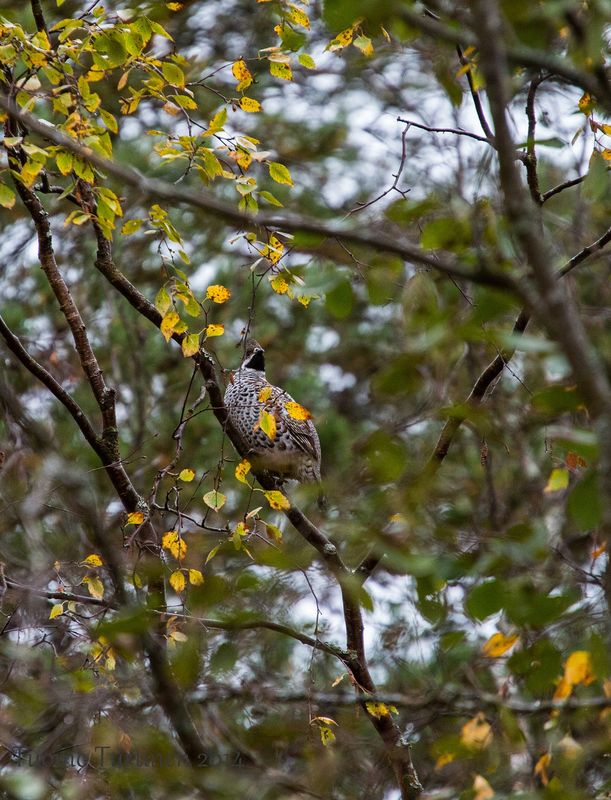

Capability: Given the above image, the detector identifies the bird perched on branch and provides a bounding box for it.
[224,339,323,498]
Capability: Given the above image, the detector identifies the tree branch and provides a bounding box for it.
[398,6,611,112]
[0,96,516,292]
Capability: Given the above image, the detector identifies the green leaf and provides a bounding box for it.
[0,182,16,209]
[298,53,316,69]
[162,62,186,87]
[203,490,226,512]
[259,190,283,207]
[269,161,293,186]
[568,470,602,531]
[325,279,353,319]
[465,579,504,620]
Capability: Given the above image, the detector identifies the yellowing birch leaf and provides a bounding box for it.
[258,409,277,440]
[160,310,180,341]
[258,386,273,403]
[206,284,231,303]
[232,59,253,91]
[473,774,494,800]
[49,603,64,619]
[482,632,519,658]
[269,161,293,186]
[353,35,374,56]
[203,490,226,511]
[319,725,336,746]
[179,468,195,482]
[460,713,492,749]
[188,569,204,585]
[544,467,569,493]
[270,275,290,294]
[328,26,355,51]
[578,92,594,115]
[169,570,186,593]
[534,753,551,786]
[126,511,144,524]
[84,576,104,600]
[270,60,292,81]
[82,554,104,567]
[287,4,309,28]
[264,490,290,510]
[553,676,572,701]
[564,650,595,686]
[205,107,227,134]
[240,97,261,113]
[298,53,316,69]
[205,324,224,337]
[235,459,252,484]
[366,702,391,718]
[182,333,200,357]
[267,234,284,264]
[285,401,312,420]
[162,530,179,549]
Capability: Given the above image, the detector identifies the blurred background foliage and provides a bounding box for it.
[0,0,609,798]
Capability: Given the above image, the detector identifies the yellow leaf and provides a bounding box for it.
[105,650,116,671]
[82,554,104,568]
[84,576,104,600]
[240,97,261,113]
[435,752,455,769]
[206,284,231,303]
[264,489,290,510]
[473,774,494,800]
[205,107,227,134]
[189,568,204,586]
[258,386,273,403]
[319,725,336,746]
[601,148,611,162]
[592,541,607,559]
[160,310,180,342]
[232,59,253,91]
[179,468,195,482]
[169,570,186,593]
[482,632,519,658]
[578,92,594,115]
[270,275,290,294]
[285,401,312,421]
[49,603,64,619]
[366,702,391,719]
[267,234,284,264]
[564,650,595,686]
[162,530,179,549]
[269,161,293,186]
[235,459,252,484]
[353,35,374,57]
[258,409,277,440]
[544,467,569,493]
[205,324,224,337]
[126,511,144,525]
[460,713,492,749]
[162,530,187,559]
[553,676,573,701]
[328,25,356,51]
[287,4,310,28]
[270,60,292,81]
[182,333,200,357]
[534,752,551,786]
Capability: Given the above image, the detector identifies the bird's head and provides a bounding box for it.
[240,338,265,371]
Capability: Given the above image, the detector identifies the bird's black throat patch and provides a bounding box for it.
[246,350,265,371]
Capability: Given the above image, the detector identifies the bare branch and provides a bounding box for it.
[397,116,490,144]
